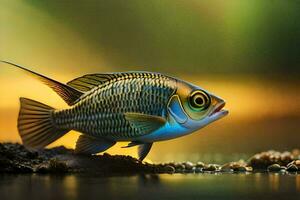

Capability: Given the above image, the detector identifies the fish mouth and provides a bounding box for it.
[209,101,228,118]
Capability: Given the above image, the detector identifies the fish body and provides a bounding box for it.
[53,72,177,141]
[1,61,228,160]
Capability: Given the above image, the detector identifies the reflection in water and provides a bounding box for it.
[2,174,300,200]
[138,174,160,185]
[63,175,77,199]
[269,173,279,191]
[296,175,300,192]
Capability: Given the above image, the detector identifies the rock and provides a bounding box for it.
[184,167,196,173]
[195,167,203,173]
[286,164,298,172]
[196,161,205,168]
[221,160,248,173]
[163,165,176,174]
[233,166,247,172]
[280,151,294,165]
[184,161,194,170]
[280,166,287,171]
[48,158,69,173]
[0,142,162,174]
[164,162,176,168]
[220,166,233,172]
[13,164,33,173]
[245,166,253,172]
[174,163,185,173]
[203,164,219,172]
[35,163,50,173]
[296,160,300,166]
[220,163,233,172]
[267,164,281,172]
[0,157,11,168]
[248,150,298,170]
[292,149,300,159]
[35,159,69,173]
[288,160,300,169]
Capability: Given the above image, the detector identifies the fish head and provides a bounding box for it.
[167,80,228,131]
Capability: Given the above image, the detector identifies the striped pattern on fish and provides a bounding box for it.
[53,73,177,139]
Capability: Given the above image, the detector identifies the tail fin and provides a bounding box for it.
[0,60,83,106]
[18,97,69,149]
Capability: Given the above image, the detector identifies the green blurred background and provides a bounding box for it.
[0,0,299,163]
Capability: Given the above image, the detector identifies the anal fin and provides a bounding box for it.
[121,141,142,148]
[138,143,153,161]
[75,135,116,154]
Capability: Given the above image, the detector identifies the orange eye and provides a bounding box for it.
[189,91,210,111]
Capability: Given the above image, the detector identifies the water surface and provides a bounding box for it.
[1,173,299,200]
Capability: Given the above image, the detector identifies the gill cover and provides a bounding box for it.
[167,95,188,124]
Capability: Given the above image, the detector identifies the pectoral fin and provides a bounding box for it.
[75,135,116,154]
[124,112,166,135]
[138,143,153,161]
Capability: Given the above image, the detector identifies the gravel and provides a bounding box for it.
[0,143,299,174]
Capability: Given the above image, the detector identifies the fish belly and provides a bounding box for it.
[135,121,191,142]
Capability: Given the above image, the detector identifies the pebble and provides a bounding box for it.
[288,160,300,169]
[203,164,219,172]
[220,167,233,173]
[248,150,297,169]
[292,149,300,159]
[287,164,298,172]
[163,165,176,174]
[280,166,287,171]
[174,163,185,173]
[233,166,247,172]
[1,142,300,174]
[245,166,253,172]
[184,161,194,170]
[48,158,69,173]
[294,160,300,169]
[196,161,205,168]
[220,163,233,172]
[195,167,203,173]
[185,167,196,173]
[267,164,281,172]
[165,162,176,168]
[220,160,249,173]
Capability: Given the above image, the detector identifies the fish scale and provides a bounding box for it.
[53,73,177,140]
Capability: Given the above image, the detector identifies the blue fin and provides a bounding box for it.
[138,143,153,161]
[75,135,116,154]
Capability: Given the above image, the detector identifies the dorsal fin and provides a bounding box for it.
[66,71,160,92]
[66,73,128,92]
[1,61,83,106]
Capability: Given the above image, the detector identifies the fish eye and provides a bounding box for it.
[189,91,210,111]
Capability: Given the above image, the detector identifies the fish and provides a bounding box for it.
[1,61,228,160]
